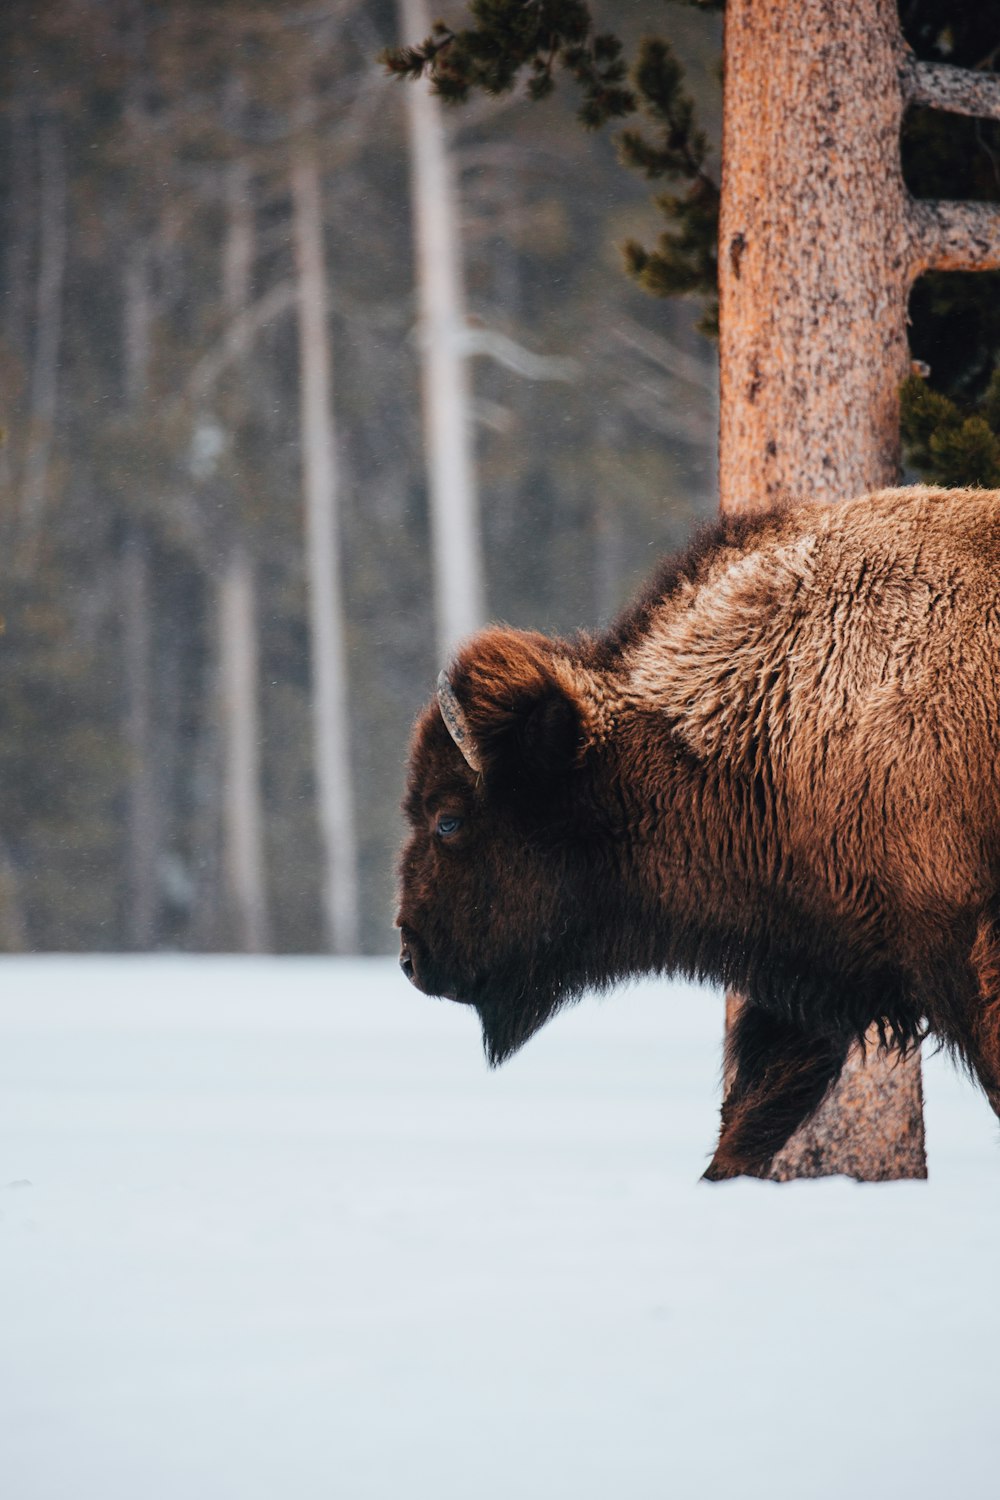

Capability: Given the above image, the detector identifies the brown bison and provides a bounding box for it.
[397,486,1000,1179]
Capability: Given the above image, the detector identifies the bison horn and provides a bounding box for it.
[437,670,483,773]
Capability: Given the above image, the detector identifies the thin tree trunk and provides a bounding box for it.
[718,0,927,1179]
[122,526,159,949]
[188,638,223,952]
[290,135,360,954]
[124,241,151,404]
[4,83,35,380]
[219,543,270,951]
[0,84,36,934]
[398,0,485,663]
[21,116,67,540]
[0,832,28,953]
[219,156,271,953]
[119,197,166,952]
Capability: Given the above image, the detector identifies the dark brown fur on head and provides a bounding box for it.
[397,487,1000,1175]
[398,630,638,1064]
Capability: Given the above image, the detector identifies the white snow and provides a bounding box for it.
[1,956,997,1500]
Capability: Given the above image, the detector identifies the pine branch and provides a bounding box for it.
[908,199,1000,274]
[900,369,1000,487]
[902,55,1000,122]
[380,2,635,128]
[617,36,719,323]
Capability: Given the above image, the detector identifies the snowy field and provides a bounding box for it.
[1,957,998,1500]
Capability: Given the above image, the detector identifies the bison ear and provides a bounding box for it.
[441,629,582,791]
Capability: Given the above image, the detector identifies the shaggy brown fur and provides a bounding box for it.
[397,486,1000,1179]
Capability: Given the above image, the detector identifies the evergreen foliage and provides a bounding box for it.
[618,38,719,334]
[383,2,720,324]
[382,1,635,123]
[900,3,1000,485]
[900,370,1000,487]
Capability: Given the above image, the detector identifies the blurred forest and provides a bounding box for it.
[0,0,720,954]
[3,1,995,957]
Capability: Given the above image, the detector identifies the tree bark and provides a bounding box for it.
[718,0,928,1179]
[290,135,360,954]
[398,0,485,663]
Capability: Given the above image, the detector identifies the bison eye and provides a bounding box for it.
[435,815,462,838]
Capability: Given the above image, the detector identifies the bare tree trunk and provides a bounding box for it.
[188,641,223,952]
[121,526,159,948]
[119,214,163,952]
[0,83,36,934]
[21,116,67,540]
[219,156,271,952]
[290,135,360,954]
[398,0,485,663]
[716,0,982,1179]
[219,542,270,951]
[124,241,152,404]
[4,82,35,378]
[0,832,28,953]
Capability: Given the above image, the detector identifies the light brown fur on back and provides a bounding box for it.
[621,487,1000,930]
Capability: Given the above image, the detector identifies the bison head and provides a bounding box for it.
[397,627,624,1065]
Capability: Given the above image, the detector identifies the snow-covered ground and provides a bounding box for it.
[0,957,997,1500]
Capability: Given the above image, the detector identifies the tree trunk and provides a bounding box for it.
[718,0,927,1178]
[4,82,34,382]
[290,135,360,955]
[0,832,28,953]
[219,156,271,953]
[21,115,67,541]
[124,240,152,404]
[121,525,160,949]
[398,0,485,663]
[120,217,163,953]
[219,543,270,952]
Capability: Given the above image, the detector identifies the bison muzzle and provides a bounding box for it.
[397,486,1000,1179]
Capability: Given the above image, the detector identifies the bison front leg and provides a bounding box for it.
[703,1005,849,1182]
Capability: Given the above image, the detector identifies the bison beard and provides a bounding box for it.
[475,983,568,1068]
[397,487,1000,1180]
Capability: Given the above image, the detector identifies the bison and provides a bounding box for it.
[396,486,1000,1179]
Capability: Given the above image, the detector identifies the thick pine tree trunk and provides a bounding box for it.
[718,0,933,1178]
[290,135,360,954]
[398,0,485,662]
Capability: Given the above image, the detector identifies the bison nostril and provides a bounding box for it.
[399,945,416,982]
